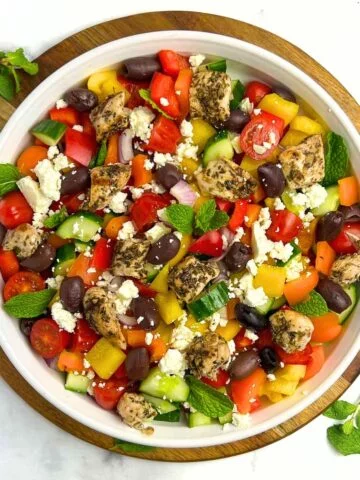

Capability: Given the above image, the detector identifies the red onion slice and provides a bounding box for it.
[118,129,134,164]
[170,180,197,206]
[118,314,138,327]
[45,355,60,371]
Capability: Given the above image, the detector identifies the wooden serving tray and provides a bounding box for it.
[0,11,359,462]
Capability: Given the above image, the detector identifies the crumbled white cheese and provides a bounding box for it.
[109,191,128,214]
[170,324,195,351]
[117,221,136,240]
[129,106,155,141]
[34,159,62,201]
[244,329,259,342]
[289,191,308,207]
[176,140,198,161]
[232,227,244,243]
[253,108,262,116]
[157,207,168,222]
[244,285,269,308]
[32,211,46,229]
[129,186,144,200]
[232,412,251,429]
[189,54,205,68]
[239,97,253,115]
[53,153,73,171]
[47,146,59,160]
[144,159,154,171]
[208,312,228,332]
[56,99,68,109]
[144,222,171,243]
[51,302,77,332]
[267,374,276,381]
[258,207,272,229]
[114,279,139,315]
[145,332,154,346]
[229,272,270,309]
[159,97,169,107]
[83,358,91,369]
[227,340,236,356]
[285,257,304,281]
[153,152,174,168]
[17,176,52,214]
[300,210,315,228]
[180,120,193,138]
[143,181,166,194]
[45,275,64,289]
[72,124,83,132]
[270,241,294,263]
[159,349,187,377]
[302,183,327,209]
[252,221,274,264]
[230,134,242,154]
[273,197,286,210]
[246,259,258,276]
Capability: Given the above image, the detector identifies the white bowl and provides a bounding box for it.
[1,31,359,449]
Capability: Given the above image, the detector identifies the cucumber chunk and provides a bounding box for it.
[218,411,233,425]
[188,281,229,321]
[230,80,245,110]
[202,130,234,166]
[277,242,302,267]
[256,297,274,315]
[57,211,103,242]
[65,372,90,393]
[312,185,340,216]
[139,367,189,402]
[142,393,178,414]
[31,119,67,146]
[74,240,93,253]
[271,295,286,310]
[54,243,76,275]
[188,411,213,428]
[338,284,358,324]
[155,410,181,423]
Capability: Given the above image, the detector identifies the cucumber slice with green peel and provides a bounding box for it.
[230,80,245,110]
[312,185,340,216]
[281,189,303,215]
[256,297,274,315]
[271,295,286,310]
[31,119,67,146]
[56,211,103,242]
[202,130,234,166]
[338,284,358,324]
[277,242,302,267]
[145,263,159,283]
[188,281,229,321]
[142,394,178,414]
[65,372,90,393]
[201,59,227,72]
[188,411,214,428]
[74,239,93,253]
[54,244,76,275]
[218,411,233,425]
[155,410,181,423]
[139,367,190,402]
[54,258,76,276]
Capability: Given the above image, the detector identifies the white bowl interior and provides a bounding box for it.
[0,31,359,448]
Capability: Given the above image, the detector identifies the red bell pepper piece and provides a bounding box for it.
[90,237,115,270]
[71,318,100,353]
[158,50,189,77]
[228,200,248,232]
[150,72,180,118]
[93,377,128,410]
[231,368,266,414]
[174,68,192,119]
[64,129,97,167]
[255,328,274,350]
[143,116,181,154]
[130,192,172,231]
[58,192,85,214]
[118,75,149,109]
[80,112,96,138]
[234,327,254,350]
[112,362,127,379]
[274,343,313,365]
[0,248,20,281]
[216,198,233,213]
[201,369,230,389]
[49,107,80,127]
[188,230,223,257]
[266,209,303,243]
[132,279,158,298]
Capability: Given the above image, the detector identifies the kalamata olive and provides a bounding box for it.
[235,303,268,331]
[0,223,7,244]
[316,211,344,242]
[213,260,229,283]
[20,318,36,337]
[316,278,351,313]
[229,350,260,380]
[259,347,279,373]
[155,164,183,190]
[224,242,252,272]
[20,242,56,272]
[125,347,150,381]
[60,276,85,313]
[132,296,160,330]
[123,56,161,81]
[258,162,286,197]
[272,85,296,103]
[338,204,360,223]
[64,88,98,112]
[60,167,90,196]
[146,233,181,265]
[223,109,250,132]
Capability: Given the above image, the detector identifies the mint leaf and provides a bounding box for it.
[139,89,174,120]
[327,425,360,455]
[322,132,349,187]
[324,400,357,420]
[356,409,360,429]
[293,290,328,316]
[0,163,21,196]
[342,419,354,435]
[5,48,38,75]
[195,199,216,232]
[209,210,229,231]
[0,72,15,101]
[4,289,56,318]
[43,207,68,229]
[111,439,155,452]
[165,204,194,234]
[186,375,234,418]
[9,66,20,93]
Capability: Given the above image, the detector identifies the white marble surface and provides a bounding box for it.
[0,0,359,478]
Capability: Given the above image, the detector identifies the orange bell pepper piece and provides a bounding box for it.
[132,154,153,187]
[339,176,359,206]
[283,267,319,305]
[315,241,336,276]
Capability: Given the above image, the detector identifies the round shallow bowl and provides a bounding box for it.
[0,31,359,448]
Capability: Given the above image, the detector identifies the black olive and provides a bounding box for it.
[20,318,36,337]
[60,276,85,313]
[259,347,279,373]
[125,347,150,381]
[60,167,90,196]
[123,56,161,81]
[146,233,181,265]
[132,296,160,330]
[338,204,360,223]
[316,211,344,242]
[20,242,56,272]
[224,242,252,272]
[229,350,260,379]
[316,278,352,313]
[235,303,268,331]
[64,88,98,112]
[155,164,183,190]
[223,110,250,132]
[272,85,296,103]
[258,163,286,198]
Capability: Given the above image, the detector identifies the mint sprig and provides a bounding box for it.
[322,132,349,187]
[139,89,174,120]
[195,199,229,234]
[0,48,38,100]
[165,204,194,234]
[324,399,360,456]
[4,289,56,318]
[324,400,357,420]
[43,207,68,229]
[0,163,21,196]
[110,439,155,453]
[186,375,233,418]
[293,290,328,316]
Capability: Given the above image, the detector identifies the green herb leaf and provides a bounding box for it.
[0,72,15,101]
[43,207,68,229]
[322,132,349,187]
[139,89,174,120]
[111,439,155,453]
[5,48,39,75]
[165,204,194,234]
[9,66,20,93]
[342,419,354,435]
[4,289,56,318]
[209,210,229,231]
[293,290,328,316]
[323,400,357,420]
[0,163,21,196]
[327,424,360,456]
[95,140,108,167]
[195,199,216,232]
[155,409,181,422]
[186,375,234,418]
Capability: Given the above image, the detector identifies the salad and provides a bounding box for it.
[0,49,359,435]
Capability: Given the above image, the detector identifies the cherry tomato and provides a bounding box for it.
[245,81,272,105]
[201,370,230,388]
[231,368,266,414]
[240,111,284,160]
[93,378,128,410]
[130,193,171,231]
[0,191,33,229]
[3,271,45,301]
[30,318,71,359]
[188,230,223,257]
[266,209,303,243]
[215,198,233,213]
[70,318,99,353]
[274,343,312,365]
[329,222,360,254]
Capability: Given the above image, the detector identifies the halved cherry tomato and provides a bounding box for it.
[71,318,99,353]
[267,209,303,243]
[303,345,325,380]
[0,248,19,281]
[30,318,71,359]
[240,111,284,160]
[150,72,180,118]
[143,116,181,154]
[231,368,266,414]
[329,222,360,254]
[93,377,128,410]
[90,238,114,271]
[244,81,272,105]
[188,230,223,257]
[132,279,157,298]
[274,343,312,365]
[3,271,45,301]
[310,312,342,343]
[130,192,171,231]
[158,50,189,77]
[201,369,229,388]
[0,191,33,229]
[117,75,149,109]
[49,106,80,126]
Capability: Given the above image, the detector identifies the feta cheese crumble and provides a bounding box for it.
[144,222,171,243]
[117,221,136,240]
[170,323,195,351]
[145,332,154,345]
[153,152,175,168]
[239,97,253,115]
[129,106,155,142]
[273,197,286,210]
[109,191,128,214]
[159,349,187,376]
[17,176,52,214]
[129,186,144,200]
[159,97,169,107]
[232,412,251,429]
[246,259,258,276]
[189,54,205,68]
[244,329,259,342]
[114,279,139,315]
[34,159,62,201]
[53,153,72,171]
[56,99,68,109]
[72,124,83,132]
[51,302,77,332]
[180,120,193,138]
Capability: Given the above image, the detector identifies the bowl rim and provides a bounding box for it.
[1,30,360,448]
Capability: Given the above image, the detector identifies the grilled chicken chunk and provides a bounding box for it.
[186,332,230,380]
[88,164,131,211]
[90,92,130,142]
[189,70,232,126]
[117,393,156,434]
[278,134,325,189]
[270,310,313,354]
[83,287,126,350]
[168,255,219,303]
[196,158,257,201]
[330,253,360,286]
[112,238,151,280]
[2,223,42,260]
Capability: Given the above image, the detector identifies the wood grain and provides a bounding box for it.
[0,11,359,461]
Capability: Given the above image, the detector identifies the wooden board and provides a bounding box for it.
[0,11,359,462]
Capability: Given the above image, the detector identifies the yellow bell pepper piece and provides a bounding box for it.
[184,315,209,335]
[253,264,286,297]
[266,378,299,396]
[154,320,173,345]
[150,264,169,293]
[180,157,200,177]
[262,389,284,403]
[240,156,265,178]
[155,291,184,325]
[87,70,127,102]
[191,118,216,153]
[168,234,192,268]
[216,319,241,341]
[258,93,299,126]
[278,364,306,382]
[85,338,126,380]
[290,116,325,135]
[280,129,308,147]
[295,97,329,133]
